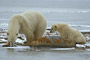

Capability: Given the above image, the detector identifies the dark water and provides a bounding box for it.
[0,0,90,25]
[0,0,90,28]
[0,0,90,30]
[0,7,90,30]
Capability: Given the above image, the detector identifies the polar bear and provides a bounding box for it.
[3,11,47,47]
[50,23,86,44]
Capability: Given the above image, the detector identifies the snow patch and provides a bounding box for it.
[76,44,86,48]
[49,48,75,50]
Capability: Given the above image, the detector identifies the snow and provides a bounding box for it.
[0,23,90,49]
[70,25,90,28]
[49,48,75,50]
[16,39,26,44]
[3,46,30,49]
[0,39,7,42]
[80,30,90,32]
[85,44,90,47]
[86,49,90,51]
[76,44,86,48]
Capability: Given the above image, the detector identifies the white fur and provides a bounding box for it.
[51,23,86,44]
[7,11,47,44]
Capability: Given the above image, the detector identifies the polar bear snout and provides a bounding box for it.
[50,26,58,33]
[7,33,18,42]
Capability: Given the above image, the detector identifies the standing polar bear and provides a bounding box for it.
[3,11,47,47]
[50,23,86,44]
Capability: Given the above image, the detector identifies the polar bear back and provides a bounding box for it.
[8,11,47,35]
[17,11,46,31]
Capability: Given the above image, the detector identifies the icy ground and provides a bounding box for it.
[0,24,90,60]
[0,38,90,60]
[0,23,90,49]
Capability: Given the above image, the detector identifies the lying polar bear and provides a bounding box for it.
[50,23,86,44]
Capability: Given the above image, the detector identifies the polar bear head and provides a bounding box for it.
[7,23,19,42]
[50,24,58,33]
[50,23,68,33]
[7,32,18,42]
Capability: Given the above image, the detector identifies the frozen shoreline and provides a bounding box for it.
[0,0,90,59]
[0,23,90,48]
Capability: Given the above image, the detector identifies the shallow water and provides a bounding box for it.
[0,46,90,60]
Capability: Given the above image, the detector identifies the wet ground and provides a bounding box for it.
[0,44,90,60]
[0,29,90,60]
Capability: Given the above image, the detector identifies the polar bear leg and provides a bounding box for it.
[23,27,34,46]
[26,31,34,43]
[34,23,46,40]
[34,30,44,40]
[75,37,86,44]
